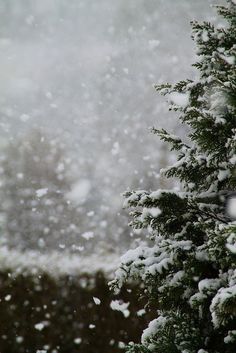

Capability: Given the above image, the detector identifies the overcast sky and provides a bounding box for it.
[0,0,222,252]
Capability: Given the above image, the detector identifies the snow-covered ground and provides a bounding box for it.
[0,246,119,277]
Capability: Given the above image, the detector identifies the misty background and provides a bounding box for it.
[0,0,221,255]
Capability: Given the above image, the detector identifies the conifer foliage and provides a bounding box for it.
[112,2,236,352]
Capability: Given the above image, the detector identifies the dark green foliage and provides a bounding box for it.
[112,1,236,352]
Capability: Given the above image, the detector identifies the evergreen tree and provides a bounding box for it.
[111,1,236,352]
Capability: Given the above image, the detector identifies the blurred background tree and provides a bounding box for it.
[0,129,83,250]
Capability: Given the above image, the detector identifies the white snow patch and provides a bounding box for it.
[0,246,119,278]
[17,173,24,180]
[35,322,45,331]
[198,278,222,295]
[93,297,101,305]
[110,300,130,318]
[201,30,209,42]
[118,341,126,349]
[74,337,82,344]
[226,196,236,219]
[209,90,227,121]
[36,188,48,198]
[16,336,24,343]
[169,92,189,107]
[141,316,168,343]
[67,179,91,205]
[227,243,236,254]
[230,155,236,164]
[81,231,94,240]
[210,284,236,327]
[220,54,235,65]
[87,211,95,217]
[218,169,230,182]
[227,233,236,254]
[111,142,120,156]
[137,309,146,317]
[224,330,236,344]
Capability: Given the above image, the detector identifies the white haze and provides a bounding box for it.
[0,0,221,255]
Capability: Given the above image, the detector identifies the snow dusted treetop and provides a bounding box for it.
[111,1,236,352]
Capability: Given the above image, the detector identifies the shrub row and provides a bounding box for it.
[0,270,150,353]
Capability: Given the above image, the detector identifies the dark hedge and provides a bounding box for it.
[0,270,152,353]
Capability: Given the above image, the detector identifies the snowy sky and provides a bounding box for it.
[0,0,222,253]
